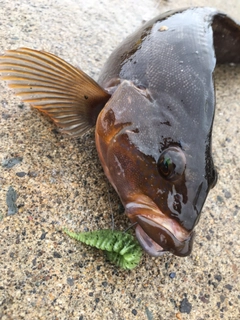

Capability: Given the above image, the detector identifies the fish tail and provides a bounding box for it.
[213,14,240,64]
[0,48,110,137]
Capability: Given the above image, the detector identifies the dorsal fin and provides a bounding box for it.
[0,48,110,137]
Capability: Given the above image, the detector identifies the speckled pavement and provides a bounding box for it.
[0,1,239,319]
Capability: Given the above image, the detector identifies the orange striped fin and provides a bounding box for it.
[0,48,110,136]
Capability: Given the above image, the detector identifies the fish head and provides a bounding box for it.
[96,80,217,257]
[125,141,218,257]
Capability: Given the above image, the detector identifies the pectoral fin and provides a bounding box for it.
[0,48,110,136]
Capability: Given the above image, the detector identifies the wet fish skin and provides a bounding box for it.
[96,7,240,256]
[0,7,240,257]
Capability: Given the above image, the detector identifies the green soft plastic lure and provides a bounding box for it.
[64,229,143,270]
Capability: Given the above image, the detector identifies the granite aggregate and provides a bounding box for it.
[0,0,239,319]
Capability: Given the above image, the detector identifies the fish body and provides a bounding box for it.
[1,7,240,257]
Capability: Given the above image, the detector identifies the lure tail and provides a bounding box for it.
[0,48,110,136]
[64,229,143,270]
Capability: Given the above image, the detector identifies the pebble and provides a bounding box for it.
[2,157,23,168]
[179,297,192,314]
[6,186,18,216]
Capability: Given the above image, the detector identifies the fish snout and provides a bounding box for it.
[135,215,195,257]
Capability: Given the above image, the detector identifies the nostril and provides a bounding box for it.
[173,194,182,213]
[167,192,183,215]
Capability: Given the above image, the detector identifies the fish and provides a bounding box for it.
[0,7,240,257]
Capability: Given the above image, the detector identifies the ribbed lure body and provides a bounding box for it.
[64,229,143,270]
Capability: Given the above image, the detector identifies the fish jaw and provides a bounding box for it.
[135,216,195,257]
[125,197,195,257]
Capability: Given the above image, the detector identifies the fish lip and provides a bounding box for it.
[135,215,195,257]
[135,224,166,257]
[125,200,195,257]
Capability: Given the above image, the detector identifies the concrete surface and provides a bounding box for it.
[0,0,239,319]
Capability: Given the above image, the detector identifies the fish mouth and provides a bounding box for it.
[135,216,195,257]
[126,199,195,257]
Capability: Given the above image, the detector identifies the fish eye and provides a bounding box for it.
[157,147,186,180]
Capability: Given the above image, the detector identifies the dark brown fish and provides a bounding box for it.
[1,7,240,257]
